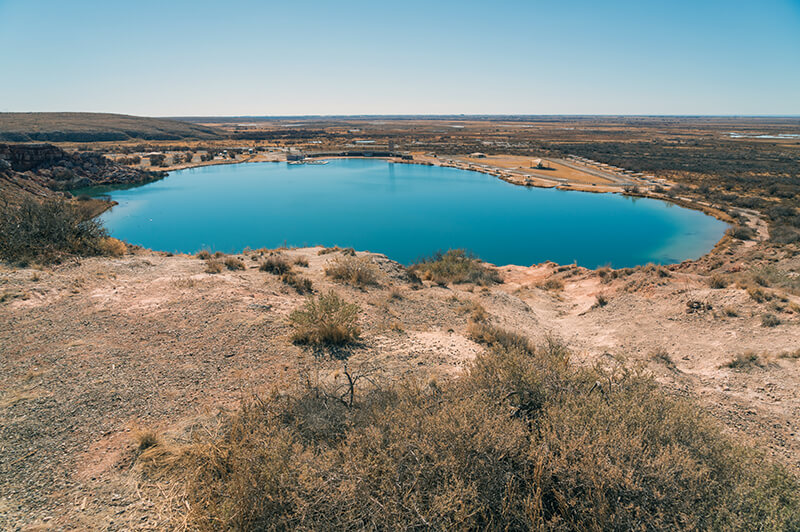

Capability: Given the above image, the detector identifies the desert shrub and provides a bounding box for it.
[410,249,501,286]
[747,286,773,303]
[135,430,160,452]
[722,306,739,317]
[281,272,313,294]
[459,299,488,322]
[593,293,608,307]
[725,352,763,369]
[196,249,211,260]
[289,290,361,345]
[728,225,756,241]
[0,198,108,263]
[467,320,536,354]
[205,259,223,274]
[98,237,126,257]
[167,329,800,530]
[539,278,564,291]
[293,256,309,268]
[387,287,404,301]
[224,257,246,270]
[708,274,729,289]
[260,254,291,274]
[318,246,356,256]
[650,348,675,368]
[762,313,781,328]
[325,255,380,287]
[770,224,800,244]
[750,266,800,294]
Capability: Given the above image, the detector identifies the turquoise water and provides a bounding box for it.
[88,159,727,268]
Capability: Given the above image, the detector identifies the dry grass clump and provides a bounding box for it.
[281,271,313,294]
[196,249,212,260]
[293,256,309,268]
[163,328,800,530]
[135,429,160,452]
[708,274,729,289]
[722,306,739,317]
[387,287,404,301]
[260,254,291,275]
[318,246,356,256]
[0,197,108,263]
[724,352,763,370]
[761,313,781,327]
[204,259,223,274]
[325,255,380,287]
[289,290,361,345]
[224,256,245,271]
[409,249,501,286]
[539,278,564,291]
[459,299,488,322]
[747,286,774,303]
[98,237,126,257]
[592,294,609,308]
[650,348,676,369]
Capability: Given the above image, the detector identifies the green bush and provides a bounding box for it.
[410,249,501,286]
[167,328,800,530]
[0,197,108,263]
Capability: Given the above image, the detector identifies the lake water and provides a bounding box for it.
[88,159,727,268]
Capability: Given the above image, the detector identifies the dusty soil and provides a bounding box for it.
[1,233,799,529]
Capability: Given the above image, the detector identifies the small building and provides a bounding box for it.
[287,151,305,161]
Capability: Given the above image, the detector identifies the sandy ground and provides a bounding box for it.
[1,236,799,529]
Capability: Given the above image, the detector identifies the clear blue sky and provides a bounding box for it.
[1,0,798,116]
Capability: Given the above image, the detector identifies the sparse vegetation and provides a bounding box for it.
[223,256,245,270]
[260,254,291,274]
[281,271,313,294]
[593,294,608,308]
[725,352,763,370]
[0,198,108,263]
[387,287,403,301]
[650,348,675,369]
[762,313,781,328]
[539,278,564,291]
[156,329,800,530]
[708,274,729,289]
[293,256,309,268]
[196,249,211,260]
[204,259,223,274]
[728,225,757,241]
[410,249,501,286]
[722,306,739,317]
[289,290,361,345]
[135,430,160,452]
[318,246,356,256]
[325,255,380,287]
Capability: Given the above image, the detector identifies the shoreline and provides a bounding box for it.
[87,154,745,268]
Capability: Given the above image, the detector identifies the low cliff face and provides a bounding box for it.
[0,143,164,193]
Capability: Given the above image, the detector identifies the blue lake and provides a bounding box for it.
[88,159,727,268]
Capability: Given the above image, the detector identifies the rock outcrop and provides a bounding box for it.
[0,143,164,192]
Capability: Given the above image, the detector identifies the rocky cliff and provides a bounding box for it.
[0,143,164,192]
